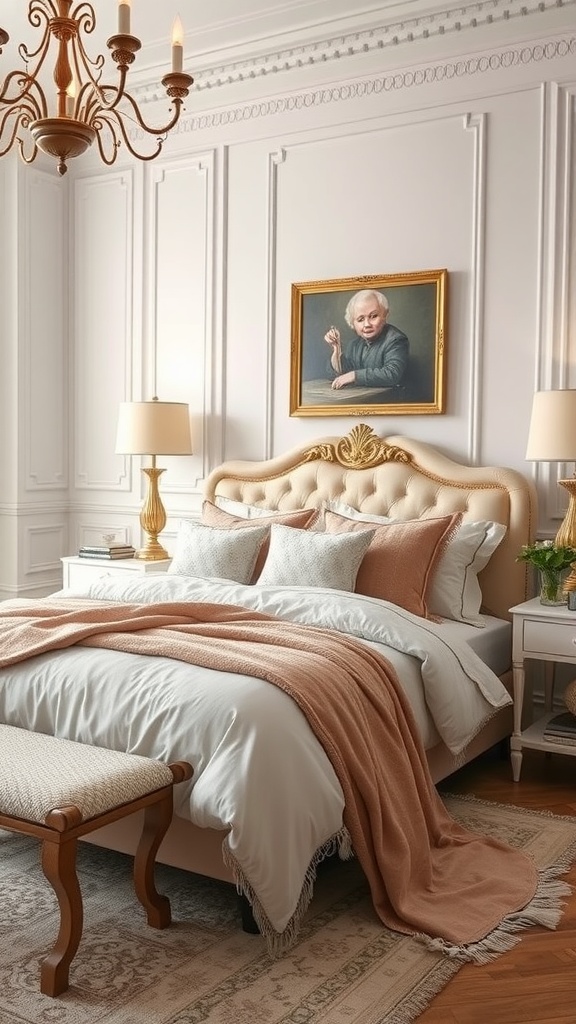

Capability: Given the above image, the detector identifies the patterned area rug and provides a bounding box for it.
[1,795,575,1024]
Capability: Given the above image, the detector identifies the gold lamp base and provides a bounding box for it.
[556,478,576,548]
[136,466,170,561]
[557,478,576,596]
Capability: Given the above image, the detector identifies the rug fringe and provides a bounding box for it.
[420,868,573,964]
[222,825,353,957]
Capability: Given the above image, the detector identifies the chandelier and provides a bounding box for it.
[0,0,194,176]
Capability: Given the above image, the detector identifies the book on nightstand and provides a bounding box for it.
[78,545,136,560]
[542,711,576,742]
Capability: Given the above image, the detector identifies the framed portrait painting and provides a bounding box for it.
[289,269,447,417]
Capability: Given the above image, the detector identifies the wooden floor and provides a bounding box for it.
[419,746,576,1024]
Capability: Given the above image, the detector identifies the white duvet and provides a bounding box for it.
[0,574,512,944]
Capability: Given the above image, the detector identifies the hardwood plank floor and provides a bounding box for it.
[418,747,576,1023]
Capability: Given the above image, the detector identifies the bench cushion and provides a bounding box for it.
[0,725,175,824]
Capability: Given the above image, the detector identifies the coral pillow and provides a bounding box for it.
[323,509,462,618]
[201,501,320,579]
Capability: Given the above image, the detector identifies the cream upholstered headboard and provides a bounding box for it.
[204,424,537,621]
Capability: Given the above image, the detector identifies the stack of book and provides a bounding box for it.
[542,711,576,747]
[78,542,136,560]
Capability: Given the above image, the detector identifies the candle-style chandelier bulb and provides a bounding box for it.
[0,0,194,176]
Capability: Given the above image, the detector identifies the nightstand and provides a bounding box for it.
[61,555,171,589]
[509,597,576,781]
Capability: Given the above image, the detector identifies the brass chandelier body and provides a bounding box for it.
[0,0,193,175]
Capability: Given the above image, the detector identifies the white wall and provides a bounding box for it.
[1,0,575,595]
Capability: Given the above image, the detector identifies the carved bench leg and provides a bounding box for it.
[40,836,83,997]
[133,789,173,928]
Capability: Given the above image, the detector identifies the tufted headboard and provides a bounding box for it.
[204,424,536,621]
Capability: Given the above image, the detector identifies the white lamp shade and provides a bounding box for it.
[115,401,193,456]
[526,390,576,462]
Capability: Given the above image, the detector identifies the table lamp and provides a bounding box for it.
[525,389,576,549]
[115,398,192,560]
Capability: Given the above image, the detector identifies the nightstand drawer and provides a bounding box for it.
[61,556,171,589]
[523,619,576,658]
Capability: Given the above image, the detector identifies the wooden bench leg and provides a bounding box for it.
[133,788,173,929]
[40,835,83,997]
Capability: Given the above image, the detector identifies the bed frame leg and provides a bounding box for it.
[237,893,260,934]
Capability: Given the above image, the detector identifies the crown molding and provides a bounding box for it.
[161,34,575,136]
[135,0,576,99]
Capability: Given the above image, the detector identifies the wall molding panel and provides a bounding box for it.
[149,152,216,497]
[73,169,135,492]
[25,524,66,575]
[464,112,487,468]
[264,148,286,460]
[24,170,67,491]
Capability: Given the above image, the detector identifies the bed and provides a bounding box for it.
[0,424,536,951]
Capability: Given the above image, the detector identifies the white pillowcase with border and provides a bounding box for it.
[214,495,276,519]
[257,522,375,591]
[325,499,505,625]
[169,520,270,584]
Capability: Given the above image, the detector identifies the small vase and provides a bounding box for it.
[539,568,568,606]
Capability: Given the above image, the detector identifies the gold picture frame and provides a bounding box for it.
[289,269,447,417]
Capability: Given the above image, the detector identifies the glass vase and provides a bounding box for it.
[538,568,568,606]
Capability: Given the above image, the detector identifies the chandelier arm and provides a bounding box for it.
[19,0,54,63]
[0,107,38,159]
[69,2,95,37]
[91,114,121,166]
[0,70,48,119]
[72,26,105,89]
[82,70,129,123]
[96,108,166,163]
[17,142,39,165]
[109,88,183,137]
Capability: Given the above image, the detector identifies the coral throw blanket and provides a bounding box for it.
[0,597,562,960]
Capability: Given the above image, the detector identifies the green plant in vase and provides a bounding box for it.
[517,540,576,605]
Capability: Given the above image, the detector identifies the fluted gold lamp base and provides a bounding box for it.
[137,466,170,561]
[556,479,576,549]
[556,478,576,596]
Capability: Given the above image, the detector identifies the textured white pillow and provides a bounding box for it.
[169,520,269,584]
[325,501,505,625]
[257,523,375,591]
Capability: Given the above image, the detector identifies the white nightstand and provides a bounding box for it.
[61,555,171,590]
[510,597,576,781]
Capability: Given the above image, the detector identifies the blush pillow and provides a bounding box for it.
[325,500,505,625]
[323,509,462,618]
[201,501,320,579]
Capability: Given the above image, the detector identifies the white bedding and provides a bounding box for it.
[0,574,512,944]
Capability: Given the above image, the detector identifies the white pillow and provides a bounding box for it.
[214,496,273,519]
[169,520,269,584]
[325,501,505,625]
[428,520,506,624]
[257,523,375,591]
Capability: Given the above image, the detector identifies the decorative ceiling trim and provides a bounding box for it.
[135,0,576,103]
[167,35,575,137]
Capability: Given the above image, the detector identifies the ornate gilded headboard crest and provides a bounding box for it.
[302,423,413,470]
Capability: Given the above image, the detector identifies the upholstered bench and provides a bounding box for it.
[0,724,192,997]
